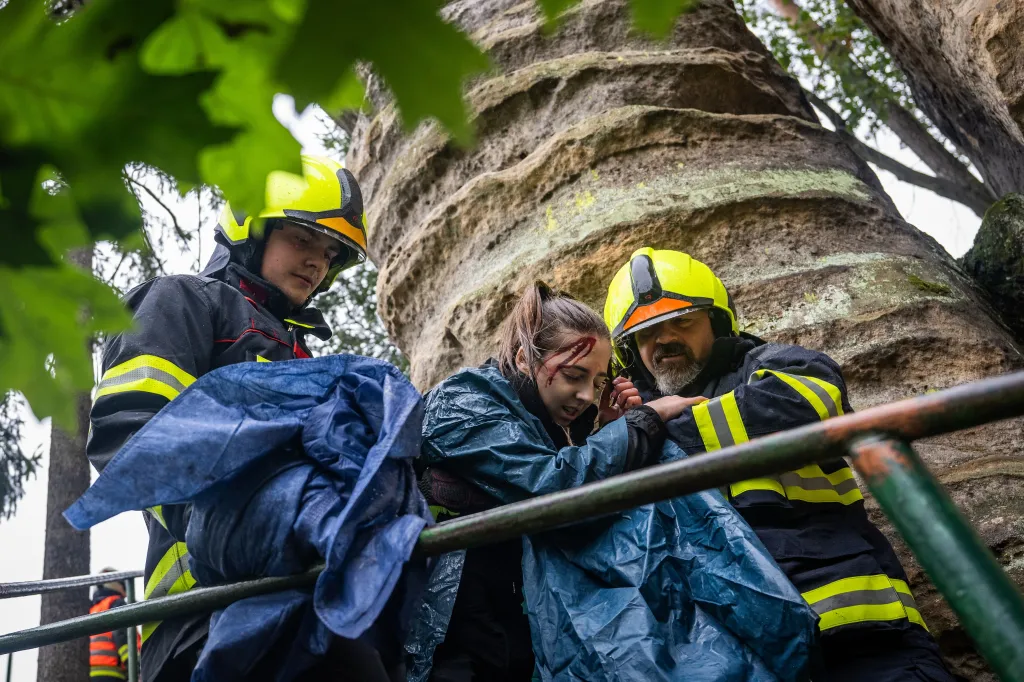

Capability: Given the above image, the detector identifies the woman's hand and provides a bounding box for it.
[646,395,708,422]
[610,376,642,411]
[598,376,643,425]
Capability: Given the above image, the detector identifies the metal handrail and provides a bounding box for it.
[0,570,143,600]
[2,370,1024,677]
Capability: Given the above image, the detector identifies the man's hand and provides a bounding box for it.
[646,395,708,422]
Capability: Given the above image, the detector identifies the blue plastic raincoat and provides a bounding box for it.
[66,356,432,681]
[407,365,818,682]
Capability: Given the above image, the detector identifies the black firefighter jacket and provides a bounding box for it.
[638,335,954,682]
[86,262,331,682]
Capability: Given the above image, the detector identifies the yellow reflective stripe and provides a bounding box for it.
[284,318,315,329]
[118,644,129,658]
[692,401,721,451]
[781,464,864,505]
[802,574,929,632]
[90,667,126,679]
[801,374,845,416]
[256,355,271,363]
[693,391,763,499]
[144,542,190,599]
[892,579,930,630]
[750,369,843,421]
[904,606,928,630]
[815,601,912,630]
[693,390,748,453]
[429,505,460,520]
[100,355,196,387]
[795,463,854,486]
[733,465,864,504]
[783,484,864,505]
[96,377,179,401]
[96,355,196,402]
[730,477,785,497]
[141,542,197,645]
[719,392,748,443]
[148,505,167,529]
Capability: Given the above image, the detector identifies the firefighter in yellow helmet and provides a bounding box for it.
[604,248,955,682]
[87,156,380,682]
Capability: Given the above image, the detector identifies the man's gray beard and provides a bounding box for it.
[653,359,706,396]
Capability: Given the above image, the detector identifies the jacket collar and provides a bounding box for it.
[488,359,596,448]
[223,263,332,341]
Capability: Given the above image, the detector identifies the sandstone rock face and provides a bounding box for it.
[845,0,1024,198]
[962,193,1024,341]
[347,1,1024,676]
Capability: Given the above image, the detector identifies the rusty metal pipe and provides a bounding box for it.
[849,436,1024,682]
[2,370,1023,654]
[416,370,1024,555]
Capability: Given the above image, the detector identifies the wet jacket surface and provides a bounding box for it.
[70,355,432,682]
[637,334,954,682]
[418,363,666,682]
[409,363,818,682]
[86,263,333,681]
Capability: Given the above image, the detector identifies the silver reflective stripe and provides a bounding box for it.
[706,398,735,447]
[809,585,902,615]
[97,366,189,395]
[146,548,191,600]
[788,373,839,417]
[898,591,921,610]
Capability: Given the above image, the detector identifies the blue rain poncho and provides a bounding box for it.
[66,355,432,681]
[408,365,818,682]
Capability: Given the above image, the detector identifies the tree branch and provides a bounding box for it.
[805,91,991,216]
[768,0,995,203]
[125,173,190,245]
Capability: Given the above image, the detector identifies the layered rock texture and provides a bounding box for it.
[846,0,1024,197]
[347,0,1024,676]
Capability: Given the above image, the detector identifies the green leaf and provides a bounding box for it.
[276,0,490,144]
[0,263,131,429]
[30,167,91,261]
[319,68,366,116]
[138,0,305,214]
[140,10,233,74]
[198,66,302,215]
[269,0,306,23]
[0,0,238,250]
[630,0,701,38]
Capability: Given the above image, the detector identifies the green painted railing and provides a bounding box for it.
[2,370,1024,680]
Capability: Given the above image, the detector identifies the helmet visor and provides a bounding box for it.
[281,218,366,271]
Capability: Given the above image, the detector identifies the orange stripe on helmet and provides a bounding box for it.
[621,297,692,333]
[316,216,367,250]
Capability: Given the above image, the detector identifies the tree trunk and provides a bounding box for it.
[37,248,93,682]
[348,0,1024,677]
[845,0,1024,197]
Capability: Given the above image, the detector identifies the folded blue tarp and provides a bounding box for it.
[66,355,432,681]
[410,365,818,682]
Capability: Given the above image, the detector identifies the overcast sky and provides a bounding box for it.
[0,94,982,681]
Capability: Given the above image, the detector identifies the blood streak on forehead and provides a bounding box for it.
[542,336,597,386]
